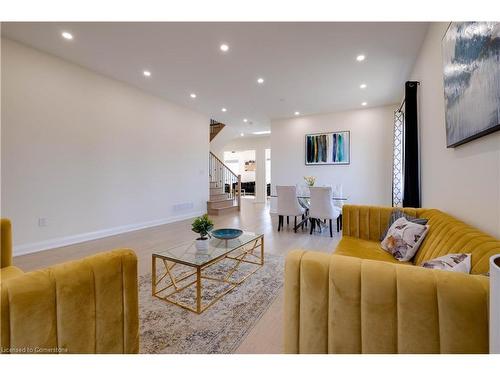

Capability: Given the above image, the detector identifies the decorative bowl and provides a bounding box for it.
[211,228,243,240]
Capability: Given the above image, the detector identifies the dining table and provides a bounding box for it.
[270,194,349,232]
[269,195,349,201]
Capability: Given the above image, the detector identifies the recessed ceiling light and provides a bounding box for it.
[257,78,265,84]
[252,130,271,135]
[361,102,367,106]
[190,93,197,99]
[240,133,245,137]
[143,70,151,77]
[356,54,366,62]
[360,83,367,89]
[61,31,73,40]
[243,118,248,123]
[221,108,227,112]
[294,111,300,116]
[220,44,229,52]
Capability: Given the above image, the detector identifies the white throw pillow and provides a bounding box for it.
[422,253,471,273]
[381,217,429,262]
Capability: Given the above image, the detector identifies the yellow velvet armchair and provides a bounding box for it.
[284,205,499,354]
[0,218,139,354]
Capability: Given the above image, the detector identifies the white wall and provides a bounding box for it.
[410,23,500,237]
[271,105,395,205]
[222,136,271,203]
[209,125,240,160]
[1,39,209,254]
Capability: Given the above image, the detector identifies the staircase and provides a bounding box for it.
[210,119,226,142]
[208,151,241,215]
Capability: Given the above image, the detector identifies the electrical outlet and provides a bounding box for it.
[38,218,48,227]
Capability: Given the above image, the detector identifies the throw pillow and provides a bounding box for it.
[381,217,429,262]
[422,253,471,274]
[379,209,428,241]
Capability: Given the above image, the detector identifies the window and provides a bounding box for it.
[392,110,404,207]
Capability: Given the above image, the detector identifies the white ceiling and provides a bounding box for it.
[2,22,428,134]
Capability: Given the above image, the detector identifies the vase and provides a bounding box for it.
[195,238,209,252]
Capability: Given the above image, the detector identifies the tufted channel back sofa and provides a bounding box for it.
[284,205,500,354]
[0,218,139,354]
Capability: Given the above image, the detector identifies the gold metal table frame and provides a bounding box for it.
[152,235,264,314]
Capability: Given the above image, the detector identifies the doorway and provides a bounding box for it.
[224,150,257,198]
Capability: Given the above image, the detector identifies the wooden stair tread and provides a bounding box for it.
[207,203,239,215]
[207,198,233,203]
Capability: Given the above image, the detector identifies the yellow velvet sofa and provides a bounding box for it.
[284,205,500,354]
[0,218,139,354]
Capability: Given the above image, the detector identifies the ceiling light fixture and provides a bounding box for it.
[220,44,229,52]
[240,133,245,137]
[143,70,151,77]
[252,131,271,135]
[360,83,367,89]
[294,111,300,116]
[257,78,264,84]
[61,31,73,40]
[190,93,197,98]
[356,54,366,62]
[221,108,227,112]
[243,118,248,123]
[361,102,367,106]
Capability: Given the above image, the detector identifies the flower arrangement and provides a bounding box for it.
[191,214,214,240]
[303,176,316,187]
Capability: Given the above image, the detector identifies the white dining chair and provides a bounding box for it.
[309,186,341,237]
[276,185,306,232]
[296,183,309,197]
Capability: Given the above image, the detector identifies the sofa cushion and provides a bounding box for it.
[381,217,429,262]
[413,209,500,274]
[335,236,412,265]
[379,209,429,241]
[342,205,422,242]
[422,253,471,274]
[0,266,24,283]
[340,205,500,274]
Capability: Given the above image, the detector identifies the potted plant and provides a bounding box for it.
[304,176,316,187]
[191,214,214,251]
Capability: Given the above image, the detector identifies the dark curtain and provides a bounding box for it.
[403,81,421,208]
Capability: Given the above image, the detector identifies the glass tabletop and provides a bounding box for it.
[153,231,263,267]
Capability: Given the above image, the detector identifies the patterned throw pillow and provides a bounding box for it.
[422,253,471,274]
[379,209,428,241]
[381,217,429,262]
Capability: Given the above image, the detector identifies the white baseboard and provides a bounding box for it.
[13,210,206,257]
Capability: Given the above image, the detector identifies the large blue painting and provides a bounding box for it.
[442,22,500,147]
[305,131,350,165]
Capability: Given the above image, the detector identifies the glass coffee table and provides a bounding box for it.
[152,231,264,314]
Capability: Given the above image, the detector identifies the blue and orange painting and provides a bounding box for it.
[305,131,350,165]
[442,22,500,147]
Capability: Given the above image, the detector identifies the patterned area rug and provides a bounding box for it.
[138,254,284,354]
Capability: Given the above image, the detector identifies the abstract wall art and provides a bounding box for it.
[442,22,500,147]
[305,131,350,165]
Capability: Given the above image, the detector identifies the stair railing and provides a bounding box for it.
[209,152,241,210]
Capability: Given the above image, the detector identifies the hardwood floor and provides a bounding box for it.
[13,197,341,353]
